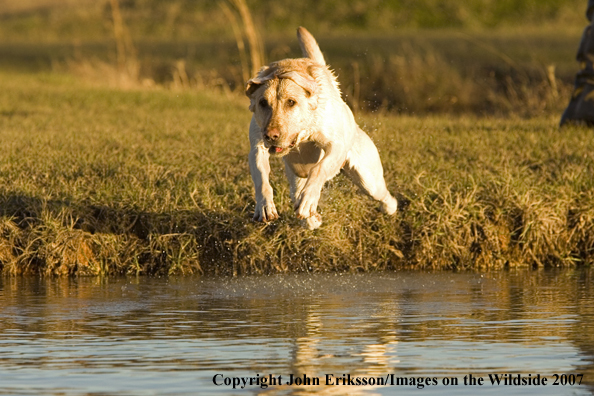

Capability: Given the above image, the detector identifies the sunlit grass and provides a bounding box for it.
[0,72,593,275]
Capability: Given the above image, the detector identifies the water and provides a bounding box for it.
[0,270,593,395]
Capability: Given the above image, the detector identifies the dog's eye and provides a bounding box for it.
[259,99,268,108]
[287,99,297,107]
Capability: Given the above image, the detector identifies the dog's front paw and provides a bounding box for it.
[381,194,398,215]
[253,199,279,222]
[301,212,322,230]
[295,189,321,220]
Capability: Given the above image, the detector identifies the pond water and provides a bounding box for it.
[0,270,593,395]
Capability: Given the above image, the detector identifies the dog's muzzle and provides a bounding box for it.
[265,132,298,155]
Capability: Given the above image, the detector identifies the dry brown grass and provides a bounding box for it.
[0,72,592,275]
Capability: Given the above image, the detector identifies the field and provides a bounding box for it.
[1,70,593,275]
[1,1,593,275]
[0,0,585,116]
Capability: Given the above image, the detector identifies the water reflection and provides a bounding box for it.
[0,270,593,395]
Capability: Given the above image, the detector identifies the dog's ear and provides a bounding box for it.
[246,66,272,97]
[277,71,317,97]
[246,66,274,111]
[277,70,319,110]
[246,80,262,112]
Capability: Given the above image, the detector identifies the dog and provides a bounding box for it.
[246,27,397,230]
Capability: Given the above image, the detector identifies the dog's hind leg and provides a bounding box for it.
[342,128,397,215]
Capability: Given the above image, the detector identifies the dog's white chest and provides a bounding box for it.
[283,141,324,178]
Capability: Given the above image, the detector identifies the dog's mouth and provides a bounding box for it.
[267,137,298,155]
[269,146,285,154]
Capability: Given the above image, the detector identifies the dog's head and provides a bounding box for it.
[246,59,322,156]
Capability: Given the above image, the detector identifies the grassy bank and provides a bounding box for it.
[0,72,593,275]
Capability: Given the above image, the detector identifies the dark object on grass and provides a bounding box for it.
[560,0,594,126]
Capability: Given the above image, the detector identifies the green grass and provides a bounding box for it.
[0,0,586,116]
[0,0,585,41]
[0,29,580,116]
[1,71,593,275]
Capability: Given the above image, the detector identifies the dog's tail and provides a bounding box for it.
[297,27,326,66]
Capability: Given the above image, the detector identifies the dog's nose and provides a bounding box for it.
[264,128,280,141]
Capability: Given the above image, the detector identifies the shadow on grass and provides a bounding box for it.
[0,190,420,276]
[4,186,592,276]
[0,190,415,276]
[0,193,253,276]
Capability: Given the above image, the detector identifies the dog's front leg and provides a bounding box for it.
[249,144,279,222]
[295,143,344,220]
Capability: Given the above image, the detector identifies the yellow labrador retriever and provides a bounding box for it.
[246,27,397,230]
